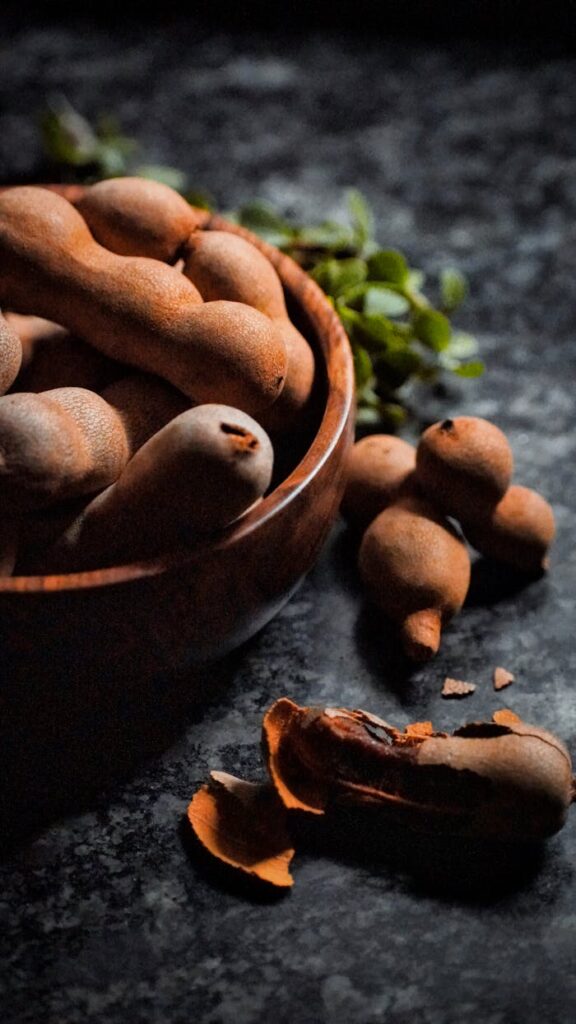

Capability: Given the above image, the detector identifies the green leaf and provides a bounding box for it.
[236,202,295,245]
[311,257,367,298]
[294,221,355,251]
[353,345,375,390]
[413,309,451,351]
[445,331,478,359]
[41,97,100,167]
[353,312,395,350]
[366,249,410,286]
[346,188,374,251]
[363,285,410,317]
[132,164,189,192]
[451,360,485,378]
[355,406,384,427]
[440,267,468,312]
[374,347,424,389]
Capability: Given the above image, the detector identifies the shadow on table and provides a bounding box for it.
[0,651,240,858]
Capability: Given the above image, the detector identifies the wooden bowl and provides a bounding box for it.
[0,189,355,839]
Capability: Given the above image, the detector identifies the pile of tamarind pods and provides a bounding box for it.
[341,416,556,661]
[0,178,317,575]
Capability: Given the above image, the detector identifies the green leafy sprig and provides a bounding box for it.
[38,99,483,429]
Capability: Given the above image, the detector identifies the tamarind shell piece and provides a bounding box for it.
[187,771,295,888]
[262,698,574,840]
[461,484,556,574]
[0,311,23,395]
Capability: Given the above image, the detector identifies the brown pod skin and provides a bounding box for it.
[75,176,202,262]
[340,434,417,531]
[0,516,19,576]
[416,416,514,520]
[101,372,191,453]
[0,387,129,508]
[462,484,556,574]
[40,404,274,572]
[183,229,288,318]
[358,495,471,661]
[262,699,574,841]
[0,187,287,414]
[258,319,317,434]
[6,313,119,393]
[0,311,23,394]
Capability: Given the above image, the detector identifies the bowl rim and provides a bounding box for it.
[0,196,355,594]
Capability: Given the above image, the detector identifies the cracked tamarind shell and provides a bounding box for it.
[358,494,471,661]
[416,416,514,520]
[262,699,575,841]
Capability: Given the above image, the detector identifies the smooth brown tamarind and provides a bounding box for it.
[0,187,287,415]
[38,404,275,572]
[0,310,23,395]
[75,176,203,262]
[358,494,471,661]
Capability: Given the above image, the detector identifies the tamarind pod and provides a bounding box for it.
[5,312,119,393]
[262,699,574,840]
[461,484,555,574]
[182,229,288,318]
[0,516,19,576]
[0,188,287,414]
[257,319,316,434]
[0,311,23,395]
[358,495,471,661]
[101,371,191,453]
[0,388,129,508]
[40,404,274,572]
[75,176,203,262]
[340,434,417,531]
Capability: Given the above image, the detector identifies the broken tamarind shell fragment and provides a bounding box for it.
[262,698,574,840]
[187,771,295,888]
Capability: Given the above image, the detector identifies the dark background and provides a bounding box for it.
[1,6,576,1024]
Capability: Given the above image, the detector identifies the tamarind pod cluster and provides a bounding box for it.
[5,312,119,393]
[75,176,204,262]
[0,312,23,395]
[358,495,471,661]
[0,187,287,415]
[262,698,574,841]
[461,484,556,574]
[0,387,130,508]
[39,404,274,572]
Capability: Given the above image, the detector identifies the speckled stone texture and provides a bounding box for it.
[1,16,576,1024]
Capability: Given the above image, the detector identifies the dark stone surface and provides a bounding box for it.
[1,17,576,1024]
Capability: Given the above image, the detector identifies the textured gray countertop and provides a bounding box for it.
[1,16,576,1024]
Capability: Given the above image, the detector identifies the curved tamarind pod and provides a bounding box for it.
[101,371,191,453]
[0,388,129,508]
[461,484,556,575]
[75,176,203,262]
[0,188,287,414]
[262,698,574,840]
[40,404,274,572]
[258,319,316,434]
[183,229,288,318]
[0,311,23,395]
[5,312,119,393]
[358,495,471,661]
